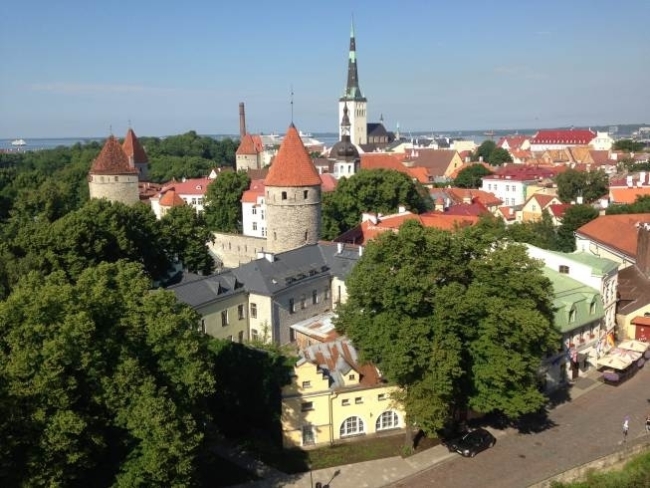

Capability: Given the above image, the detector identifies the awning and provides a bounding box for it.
[597,355,633,371]
[618,340,649,354]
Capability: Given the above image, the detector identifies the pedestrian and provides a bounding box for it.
[623,417,629,441]
[645,414,650,434]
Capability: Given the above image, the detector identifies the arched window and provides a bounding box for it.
[340,416,365,437]
[375,411,399,431]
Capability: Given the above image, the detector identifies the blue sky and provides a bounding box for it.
[1,0,649,138]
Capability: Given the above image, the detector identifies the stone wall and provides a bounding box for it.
[531,440,650,487]
[89,174,140,205]
[236,154,259,172]
[210,233,267,269]
[266,185,321,254]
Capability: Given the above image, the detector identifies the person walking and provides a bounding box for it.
[623,417,630,442]
[645,414,650,434]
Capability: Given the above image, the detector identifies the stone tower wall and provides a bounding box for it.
[236,154,260,172]
[88,174,140,205]
[266,185,321,254]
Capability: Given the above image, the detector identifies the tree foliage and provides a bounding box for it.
[613,139,646,152]
[606,195,650,215]
[472,140,496,162]
[336,220,558,437]
[556,204,600,252]
[453,164,493,188]
[489,147,513,166]
[203,171,251,233]
[555,169,609,204]
[0,261,215,486]
[321,169,431,240]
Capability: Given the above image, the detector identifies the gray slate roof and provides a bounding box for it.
[167,270,244,308]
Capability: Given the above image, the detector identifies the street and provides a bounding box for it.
[390,366,650,487]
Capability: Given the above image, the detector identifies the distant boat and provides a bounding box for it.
[11,138,26,146]
[299,130,313,138]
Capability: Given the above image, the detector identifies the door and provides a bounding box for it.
[635,325,649,342]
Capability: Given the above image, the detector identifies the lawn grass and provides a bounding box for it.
[551,448,650,488]
[241,432,440,474]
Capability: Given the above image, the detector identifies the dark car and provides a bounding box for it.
[444,428,496,457]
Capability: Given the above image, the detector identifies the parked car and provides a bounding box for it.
[443,428,496,457]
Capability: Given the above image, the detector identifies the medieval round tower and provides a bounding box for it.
[264,124,322,254]
[88,135,140,205]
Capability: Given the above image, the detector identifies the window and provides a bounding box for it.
[252,207,257,215]
[200,319,206,334]
[340,416,365,437]
[273,231,277,240]
[251,329,259,341]
[303,190,308,199]
[376,411,399,431]
[227,335,233,341]
[252,222,258,231]
[341,399,350,406]
[505,185,510,191]
[221,310,228,327]
[282,191,287,200]
[250,303,257,319]
[325,287,330,300]
[262,227,266,237]
[301,295,306,309]
[378,393,387,401]
[302,381,312,389]
[559,265,570,274]
[532,204,537,212]
[289,299,295,314]
[569,308,576,323]
[304,231,308,241]
[237,304,245,320]
[312,290,318,305]
[302,425,315,446]
[348,374,356,381]
[261,210,265,220]
[301,402,314,412]
[355,397,363,404]
[590,302,596,315]
[238,331,244,343]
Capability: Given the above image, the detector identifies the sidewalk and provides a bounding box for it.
[229,370,605,488]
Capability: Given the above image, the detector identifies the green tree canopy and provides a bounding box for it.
[489,147,513,166]
[556,204,599,252]
[453,164,493,188]
[321,169,431,240]
[613,139,646,152]
[336,220,558,440]
[555,169,609,204]
[606,195,650,215]
[203,171,251,233]
[0,261,215,486]
[472,140,497,162]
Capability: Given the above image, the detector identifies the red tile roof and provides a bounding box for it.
[236,133,263,155]
[530,193,558,208]
[497,135,529,150]
[631,316,650,326]
[443,203,490,216]
[264,124,321,187]
[161,177,213,196]
[90,136,138,175]
[159,189,185,207]
[576,213,650,260]
[448,161,493,179]
[446,187,502,207]
[531,129,596,145]
[241,179,266,203]
[360,153,410,175]
[484,165,560,181]
[319,173,338,193]
[122,128,148,164]
[407,166,431,183]
[548,203,571,218]
[610,187,650,204]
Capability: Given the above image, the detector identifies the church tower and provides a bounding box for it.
[339,21,367,146]
[88,136,140,205]
[330,103,360,179]
[265,124,322,254]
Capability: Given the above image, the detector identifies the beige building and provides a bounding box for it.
[282,338,405,448]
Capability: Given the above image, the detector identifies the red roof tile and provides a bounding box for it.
[122,128,148,164]
[236,133,263,155]
[319,173,338,193]
[90,136,138,175]
[360,153,410,175]
[531,129,596,145]
[161,177,212,196]
[264,125,321,187]
[448,161,492,179]
[241,179,266,203]
[497,135,529,149]
[576,213,650,259]
[631,316,650,326]
[159,189,185,207]
[446,187,502,207]
[548,203,571,218]
[610,187,650,204]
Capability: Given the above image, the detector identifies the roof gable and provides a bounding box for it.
[90,136,138,175]
[236,133,261,155]
[122,128,148,164]
[576,213,650,260]
[264,125,321,187]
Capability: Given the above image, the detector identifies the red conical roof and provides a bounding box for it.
[159,189,185,207]
[90,136,138,174]
[264,124,321,187]
[236,133,259,155]
[122,128,148,164]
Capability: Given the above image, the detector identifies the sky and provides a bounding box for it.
[1,0,649,138]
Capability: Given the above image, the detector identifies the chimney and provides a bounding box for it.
[359,245,364,257]
[576,195,584,204]
[239,102,247,139]
[337,242,343,254]
[256,251,275,263]
[636,223,650,278]
[398,205,406,213]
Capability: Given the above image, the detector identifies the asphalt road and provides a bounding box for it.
[389,366,650,488]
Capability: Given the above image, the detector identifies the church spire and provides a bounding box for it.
[344,18,364,100]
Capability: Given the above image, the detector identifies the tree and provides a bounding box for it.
[613,139,645,152]
[556,204,599,252]
[453,164,493,188]
[160,205,215,275]
[0,261,215,486]
[203,171,251,233]
[321,169,430,240]
[489,147,513,166]
[336,220,558,443]
[555,169,608,204]
[472,140,496,162]
[606,195,650,215]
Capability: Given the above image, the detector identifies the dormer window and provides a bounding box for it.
[559,265,570,274]
[590,302,596,315]
[569,308,576,323]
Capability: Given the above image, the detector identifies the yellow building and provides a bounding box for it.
[281,339,405,448]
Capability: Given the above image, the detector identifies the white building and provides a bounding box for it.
[150,177,213,219]
[241,179,267,238]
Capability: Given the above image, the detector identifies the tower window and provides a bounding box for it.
[273,231,277,240]
[304,231,308,241]
[282,191,287,200]
[304,190,308,199]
